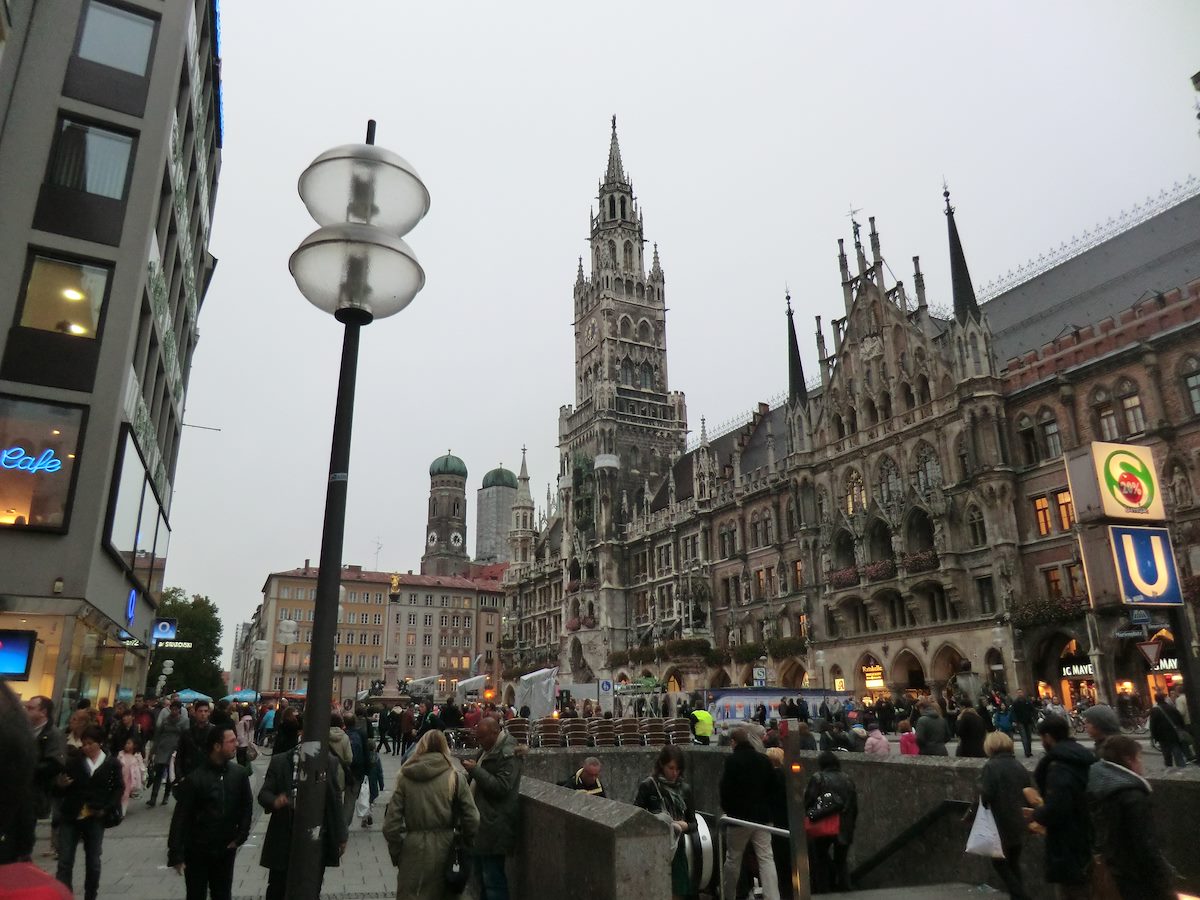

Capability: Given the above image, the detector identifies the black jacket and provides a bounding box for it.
[32,722,67,818]
[1009,696,1035,726]
[803,769,857,845]
[719,742,775,825]
[1149,703,1185,746]
[1088,760,1175,900]
[1032,738,1094,885]
[167,757,253,865]
[633,776,695,834]
[56,749,123,823]
[176,722,215,780]
[258,747,348,871]
[108,721,144,756]
[955,712,987,758]
[979,751,1033,848]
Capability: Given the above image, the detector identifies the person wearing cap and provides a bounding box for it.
[849,725,868,752]
[1081,705,1120,754]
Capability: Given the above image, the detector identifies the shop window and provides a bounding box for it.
[46,119,134,200]
[1056,490,1075,531]
[1033,497,1052,536]
[76,2,155,75]
[1043,568,1063,600]
[0,395,85,530]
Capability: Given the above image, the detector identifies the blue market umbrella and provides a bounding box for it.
[221,688,260,702]
[175,689,213,704]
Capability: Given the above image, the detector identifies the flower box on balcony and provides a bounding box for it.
[865,558,897,582]
[828,566,860,589]
[902,550,939,573]
[581,616,598,629]
[565,617,581,632]
[1010,594,1089,629]
[566,579,581,593]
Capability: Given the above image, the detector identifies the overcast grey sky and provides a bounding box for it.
[166,2,1200,662]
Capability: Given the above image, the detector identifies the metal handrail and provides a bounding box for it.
[715,815,799,900]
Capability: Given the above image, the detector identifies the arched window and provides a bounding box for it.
[845,469,866,515]
[901,383,916,410]
[619,197,626,219]
[877,456,902,504]
[879,391,893,420]
[1092,387,1119,441]
[916,374,931,405]
[1116,378,1145,434]
[620,358,633,385]
[915,444,942,492]
[639,362,653,389]
[833,413,845,440]
[623,241,634,271]
[967,506,986,547]
[969,334,982,375]
[637,320,652,343]
[608,196,615,219]
[607,240,617,269]
[750,513,761,548]
[764,512,774,545]
[1182,356,1200,416]
[785,501,796,538]
[1039,409,1062,458]
[619,316,632,339]
[1017,414,1039,465]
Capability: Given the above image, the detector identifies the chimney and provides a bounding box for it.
[407,570,413,575]
[304,558,310,572]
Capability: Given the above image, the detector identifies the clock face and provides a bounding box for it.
[427,531,438,546]
[450,532,463,548]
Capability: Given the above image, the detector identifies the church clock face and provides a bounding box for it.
[450,532,464,548]
[427,531,438,546]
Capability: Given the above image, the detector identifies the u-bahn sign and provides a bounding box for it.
[1109,525,1183,606]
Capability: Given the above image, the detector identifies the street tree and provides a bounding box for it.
[145,587,227,699]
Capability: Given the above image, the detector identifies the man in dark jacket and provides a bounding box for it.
[558,757,605,797]
[1030,715,1095,899]
[167,724,253,900]
[176,699,215,781]
[258,722,348,900]
[719,728,781,900]
[1149,692,1188,767]
[55,725,122,900]
[26,695,67,822]
[463,715,522,900]
[1009,690,1036,758]
[108,708,143,756]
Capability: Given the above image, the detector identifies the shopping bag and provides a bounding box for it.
[965,804,1005,858]
[354,778,370,820]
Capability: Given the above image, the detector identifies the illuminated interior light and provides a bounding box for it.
[62,288,85,301]
[67,324,87,335]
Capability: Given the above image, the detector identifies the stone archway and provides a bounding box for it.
[662,666,685,693]
[776,657,807,690]
[616,671,631,685]
[931,642,967,683]
[892,649,927,692]
[710,668,732,689]
[503,685,515,706]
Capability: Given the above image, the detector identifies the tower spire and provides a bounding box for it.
[605,114,625,184]
[944,185,981,323]
[786,291,808,406]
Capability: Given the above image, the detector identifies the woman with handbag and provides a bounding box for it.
[977,731,1033,900]
[634,745,697,900]
[383,729,480,900]
[803,751,857,894]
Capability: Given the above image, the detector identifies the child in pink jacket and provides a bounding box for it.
[864,723,891,754]
[118,736,147,813]
[898,719,919,755]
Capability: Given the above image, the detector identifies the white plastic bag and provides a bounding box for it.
[354,778,370,820]
[965,804,1005,858]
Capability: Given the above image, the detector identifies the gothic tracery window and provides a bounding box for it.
[914,443,942,492]
[877,455,902,504]
[845,469,866,516]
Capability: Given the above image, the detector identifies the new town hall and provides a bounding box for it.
[499,118,1200,710]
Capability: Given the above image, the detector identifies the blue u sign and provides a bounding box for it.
[1108,525,1183,606]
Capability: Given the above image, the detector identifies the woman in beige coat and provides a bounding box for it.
[383,729,480,900]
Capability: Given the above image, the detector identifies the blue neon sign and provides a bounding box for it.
[0,447,63,474]
[126,589,137,626]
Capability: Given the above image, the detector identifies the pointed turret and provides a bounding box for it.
[605,115,625,185]
[576,256,585,284]
[944,188,981,323]
[649,242,662,280]
[786,292,808,407]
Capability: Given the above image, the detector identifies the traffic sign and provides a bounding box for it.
[1108,525,1184,606]
[1137,641,1162,668]
[1129,609,1151,625]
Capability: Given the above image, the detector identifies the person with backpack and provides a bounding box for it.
[803,751,858,894]
[343,714,368,827]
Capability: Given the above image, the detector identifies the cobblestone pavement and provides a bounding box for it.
[33,749,410,900]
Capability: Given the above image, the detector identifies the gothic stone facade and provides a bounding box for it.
[501,125,1200,705]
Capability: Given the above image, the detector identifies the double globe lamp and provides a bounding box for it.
[285,120,429,899]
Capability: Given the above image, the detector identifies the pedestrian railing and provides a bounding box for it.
[714,815,803,900]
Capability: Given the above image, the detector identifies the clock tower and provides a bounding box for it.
[421,451,470,577]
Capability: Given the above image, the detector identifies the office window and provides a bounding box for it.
[1187,370,1200,415]
[407,613,416,626]
[47,120,133,200]
[1056,490,1075,531]
[967,507,987,547]
[1043,568,1063,600]
[16,255,109,340]
[422,655,431,667]
[371,633,380,646]
[373,613,382,625]
[423,614,433,627]
[76,1,155,75]
[1033,497,1052,536]
[405,634,415,646]
[406,654,415,667]
[422,634,432,646]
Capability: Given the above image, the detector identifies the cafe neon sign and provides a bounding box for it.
[0,446,63,474]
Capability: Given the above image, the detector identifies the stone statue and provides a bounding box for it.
[1171,467,1192,507]
[389,573,401,594]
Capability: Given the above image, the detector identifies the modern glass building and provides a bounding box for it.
[0,0,222,717]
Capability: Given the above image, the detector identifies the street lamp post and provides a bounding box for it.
[285,120,429,900]
[277,619,299,694]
